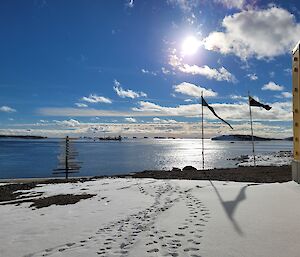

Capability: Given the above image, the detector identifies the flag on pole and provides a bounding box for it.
[249,96,272,110]
[248,93,271,166]
[201,96,233,130]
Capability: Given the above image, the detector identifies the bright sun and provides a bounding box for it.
[182,36,200,56]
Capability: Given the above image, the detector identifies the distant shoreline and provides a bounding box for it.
[0,135,47,139]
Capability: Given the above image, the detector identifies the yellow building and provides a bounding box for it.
[292,41,300,183]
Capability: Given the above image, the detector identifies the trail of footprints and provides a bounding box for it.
[143,190,210,257]
[26,181,210,257]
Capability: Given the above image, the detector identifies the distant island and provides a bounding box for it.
[211,134,291,141]
[0,135,47,139]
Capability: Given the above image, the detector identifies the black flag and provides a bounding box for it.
[249,96,272,110]
[201,96,233,130]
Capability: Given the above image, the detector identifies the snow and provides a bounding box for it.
[238,151,292,166]
[1,178,300,257]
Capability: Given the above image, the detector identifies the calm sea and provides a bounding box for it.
[0,138,293,179]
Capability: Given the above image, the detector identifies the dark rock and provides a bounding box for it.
[29,194,95,209]
[171,167,181,172]
[182,166,197,171]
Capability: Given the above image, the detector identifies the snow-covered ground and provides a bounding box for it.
[1,178,300,257]
[236,151,292,167]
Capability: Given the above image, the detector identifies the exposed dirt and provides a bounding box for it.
[29,194,95,209]
[0,182,38,202]
[0,178,95,202]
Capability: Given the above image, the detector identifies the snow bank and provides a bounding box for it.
[0,178,300,257]
[236,151,292,166]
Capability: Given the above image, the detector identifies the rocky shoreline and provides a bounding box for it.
[122,165,291,183]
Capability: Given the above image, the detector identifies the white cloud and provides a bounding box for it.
[113,80,147,99]
[180,64,237,82]
[81,94,112,104]
[169,51,182,67]
[153,117,162,122]
[153,117,178,124]
[203,7,300,59]
[141,69,157,76]
[284,68,292,75]
[124,117,137,123]
[277,92,292,98]
[247,73,258,80]
[214,0,246,9]
[169,52,237,82]
[167,0,200,12]
[114,80,121,87]
[269,71,275,78]
[230,95,248,100]
[75,103,88,108]
[173,82,217,98]
[262,81,284,91]
[0,106,16,113]
[55,119,80,127]
[281,92,292,98]
[161,67,171,74]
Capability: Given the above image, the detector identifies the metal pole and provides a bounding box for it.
[66,136,69,179]
[248,92,256,166]
[201,92,205,170]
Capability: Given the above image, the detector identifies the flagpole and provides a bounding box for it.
[248,91,256,166]
[201,91,205,170]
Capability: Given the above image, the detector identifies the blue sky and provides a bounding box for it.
[0,0,298,138]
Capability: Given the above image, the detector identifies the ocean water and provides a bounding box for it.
[0,138,293,179]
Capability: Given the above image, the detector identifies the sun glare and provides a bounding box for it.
[182,36,200,56]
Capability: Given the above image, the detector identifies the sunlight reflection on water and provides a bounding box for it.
[0,138,293,179]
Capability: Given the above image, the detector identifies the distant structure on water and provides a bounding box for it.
[98,135,122,141]
[53,136,81,179]
[81,135,122,141]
